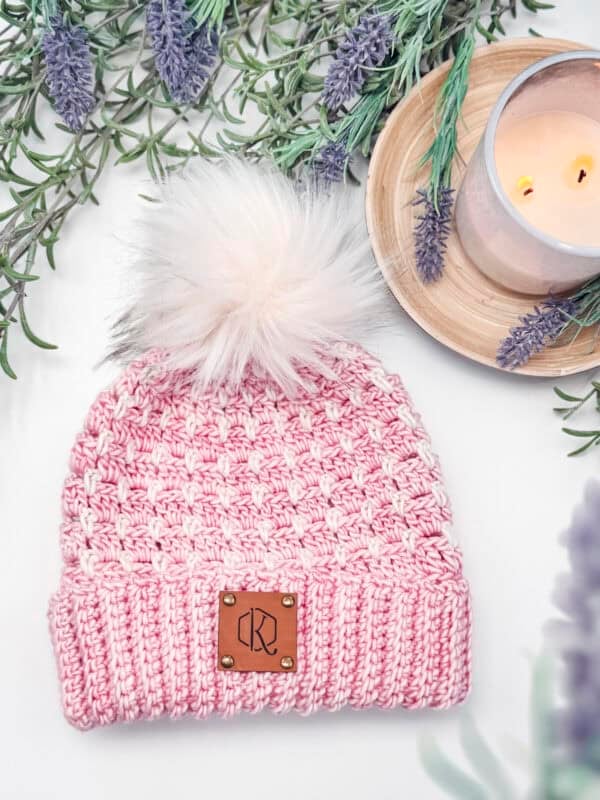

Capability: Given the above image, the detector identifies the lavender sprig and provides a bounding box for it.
[549,480,600,769]
[413,187,453,283]
[496,298,578,370]
[41,15,95,131]
[146,0,188,98]
[322,13,393,112]
[419,482,600,798]
[184,23,219,101]
[413,32,475,283]
[147,0,218,105]
[309,140,349,189]
[498,272,600,374]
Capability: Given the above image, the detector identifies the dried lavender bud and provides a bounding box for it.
[182,23,218,102]
[147,0,217,104]
[310,140,349,189]
[549,481,600,769]
[322,13,393,111]
[42,15,95,132]
[496,297,578,370]
[413,187,454,284]
[147,0,190,100]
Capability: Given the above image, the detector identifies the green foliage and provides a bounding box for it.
[459,716,515,799]
[0,0,551,379]
[565,274,600,336]
[420,715,515,800]
[554,381,600,456]
[420,659,599,800]
[188,0,229,25]
[550,273,600,454]
[420,731,488,800]
[420,29,475,209]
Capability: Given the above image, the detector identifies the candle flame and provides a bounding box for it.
[516,175,534,196]
[569,154,594,188]
[574,154,594,172]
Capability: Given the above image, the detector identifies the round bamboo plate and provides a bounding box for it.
[366,37,600,378]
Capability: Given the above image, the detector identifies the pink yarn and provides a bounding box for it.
[49,343,471,729]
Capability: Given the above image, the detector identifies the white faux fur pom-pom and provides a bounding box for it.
[113,159,382,391]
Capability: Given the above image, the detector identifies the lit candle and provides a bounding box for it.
[455,52,600,295]
[495,112,600,246]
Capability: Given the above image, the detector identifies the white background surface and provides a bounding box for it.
[2,3,600,798]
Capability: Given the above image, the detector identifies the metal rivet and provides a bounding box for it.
[221,655,234,669]
[280,656,294,670]
[281,594,295,608]
[222,593,236,606]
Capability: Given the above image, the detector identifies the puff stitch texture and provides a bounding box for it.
[49,342,471,729]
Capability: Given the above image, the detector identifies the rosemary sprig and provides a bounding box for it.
[565,274,600,334]
[188,0,229,26]
[410,4,477,284]
[554,382,600,457]
[419,29,475,210]
[546,275,600,456]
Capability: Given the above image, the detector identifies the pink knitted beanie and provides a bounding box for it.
[48,161,471,729]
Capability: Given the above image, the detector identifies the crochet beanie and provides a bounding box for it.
[48,161,471,729]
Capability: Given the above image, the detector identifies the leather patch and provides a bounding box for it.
[218,591,297,672]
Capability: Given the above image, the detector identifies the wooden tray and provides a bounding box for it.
[366,37,600,378]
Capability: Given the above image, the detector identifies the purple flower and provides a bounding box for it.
[549,481,600,768]
[322,13,393,111]
[184,24,218,100]
[413,187,454,284]
[310,140,349,189]
[42,15,95,131]
[496,297,578,370]
[146,0,218,104]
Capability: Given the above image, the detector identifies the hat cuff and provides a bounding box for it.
[49,561,471,730]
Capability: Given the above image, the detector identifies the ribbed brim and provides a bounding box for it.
[49,562,471,730]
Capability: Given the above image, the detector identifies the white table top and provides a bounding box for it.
[1,2,598,798]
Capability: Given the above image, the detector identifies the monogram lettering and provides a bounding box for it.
[218,591,297,672]
[237,607,278,655]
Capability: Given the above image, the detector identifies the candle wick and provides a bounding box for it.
[523,187,534,196]
[578,168,587,183]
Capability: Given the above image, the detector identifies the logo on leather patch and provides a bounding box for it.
[218,592,297,672]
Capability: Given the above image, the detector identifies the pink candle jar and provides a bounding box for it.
[455,51,600,295]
